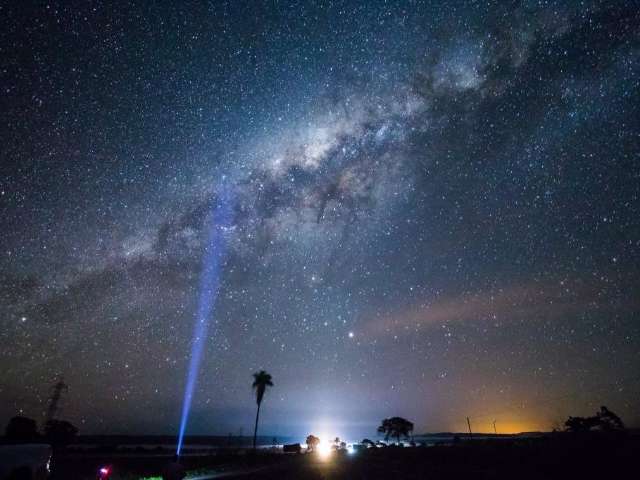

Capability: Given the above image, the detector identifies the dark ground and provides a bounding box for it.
[215,435,640,480]
[48,449,281,480]
[47,434,639,480]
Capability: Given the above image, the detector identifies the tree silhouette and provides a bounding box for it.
[362,438,375,447]
[564,406,625,433]
[44,419,78,448]
[5,416,39,443]
[306,434,320,452]
[377,417,414,443]
[252,370,273,449]
[565,416,599,432]
[597,406,624,431]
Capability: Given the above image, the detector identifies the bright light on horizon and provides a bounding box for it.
[317,436,332,458]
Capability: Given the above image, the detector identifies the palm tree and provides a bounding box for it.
[252,370,273,449]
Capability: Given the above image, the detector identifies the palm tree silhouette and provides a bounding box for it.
[252,370,273,449]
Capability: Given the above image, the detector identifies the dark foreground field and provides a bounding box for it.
[49,434,639,480]
[229,436,638,480]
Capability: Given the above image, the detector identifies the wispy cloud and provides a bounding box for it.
[364,280,638,338]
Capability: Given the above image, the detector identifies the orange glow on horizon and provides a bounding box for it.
[449,418,549,435]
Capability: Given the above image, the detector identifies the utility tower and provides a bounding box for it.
[45,377,68,424]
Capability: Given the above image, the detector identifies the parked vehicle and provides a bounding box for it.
[282,443,301,454]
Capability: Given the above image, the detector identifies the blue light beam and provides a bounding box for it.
[176,180,234,456]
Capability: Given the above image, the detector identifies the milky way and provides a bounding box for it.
[1,1,639,438]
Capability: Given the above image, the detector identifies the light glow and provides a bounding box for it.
[316,437,332,458]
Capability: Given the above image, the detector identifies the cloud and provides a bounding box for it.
[364,279,638,338]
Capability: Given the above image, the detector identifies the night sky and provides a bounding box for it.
[1,1,639,440]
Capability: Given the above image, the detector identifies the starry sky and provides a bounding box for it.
[1,1,639,439]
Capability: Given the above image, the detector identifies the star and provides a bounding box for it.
[0,0,637,439]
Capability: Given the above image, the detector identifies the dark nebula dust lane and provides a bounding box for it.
[1,1,639,438]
